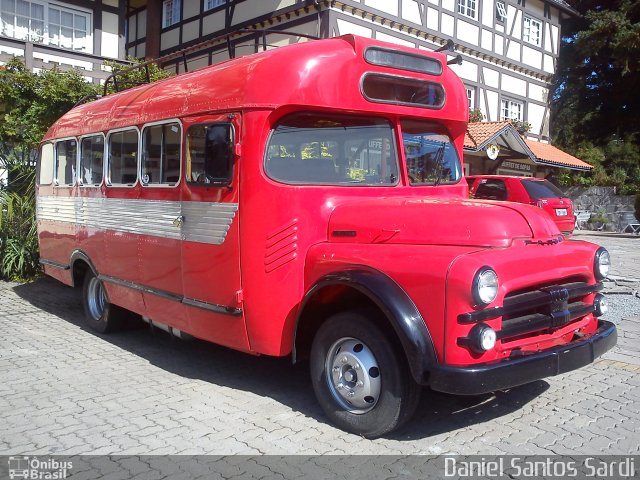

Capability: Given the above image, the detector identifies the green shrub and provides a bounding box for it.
[0,160,39,281]
[588,208,609,227]
[468,108,485,123]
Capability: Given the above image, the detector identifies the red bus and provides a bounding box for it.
[37,34,615,438]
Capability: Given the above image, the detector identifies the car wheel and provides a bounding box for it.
[310,310,421,438]
[82,271,126,333]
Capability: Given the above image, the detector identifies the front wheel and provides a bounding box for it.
[310,311,421,438]
[82,271,126,333]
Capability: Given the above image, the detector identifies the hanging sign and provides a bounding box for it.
[486,144,500,160]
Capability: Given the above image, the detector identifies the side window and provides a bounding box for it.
[186,123,234,185]
[475,179,508,201]
[108,129,139,186]
[55,139,77,186]
[142,122,181,186]
[38,143,54,185]
[80,135,104,186]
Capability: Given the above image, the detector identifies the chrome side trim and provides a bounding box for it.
[99,274,182,301]
[36,196,238,245]
[182,297,242,316]
[99,274,242,317]
[181,201,238,244]
[39,258,70,270]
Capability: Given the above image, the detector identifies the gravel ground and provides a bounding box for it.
[606,292,640,319]
[575,231,640,323]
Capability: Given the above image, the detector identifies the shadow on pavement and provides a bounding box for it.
[13,276,548,441]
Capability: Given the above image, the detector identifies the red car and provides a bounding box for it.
[467,175,575,234]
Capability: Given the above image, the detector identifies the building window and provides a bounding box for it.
[501,99,523,122]
[204,0,225,11]
[48,6,87,51]
[466,86,476,108]
[0,1,90,52]
[457,0,476,19]
[523,16,542,47]
[162,0,181,28]
[496,2,507,22]
[0,0,44,42]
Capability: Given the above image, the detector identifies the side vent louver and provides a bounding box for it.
[265,219,298,273]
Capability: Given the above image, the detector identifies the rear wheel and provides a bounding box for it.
[82,271,126,333]
[310,310,421,438]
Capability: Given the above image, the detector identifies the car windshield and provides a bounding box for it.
[401,120,461,185]
[521,179,565,200]
[265,113,399,186]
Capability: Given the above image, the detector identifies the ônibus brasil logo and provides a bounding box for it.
[8,457,72,479]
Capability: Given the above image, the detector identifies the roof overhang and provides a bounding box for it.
[547,0,580,18]
[464,122,593,171]
[464,124,535,162]
[525,139,593,171]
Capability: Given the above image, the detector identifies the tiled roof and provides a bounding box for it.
[464,121,593,171]
[464,121,512,149]
[525,139,593,171]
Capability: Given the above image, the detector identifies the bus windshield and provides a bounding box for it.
[265,113,399,186]
[401,120,462,186]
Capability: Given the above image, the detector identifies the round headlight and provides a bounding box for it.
[594,247,610,280]
[594,293,608,317]
[470,323,497,353]
[473,267,499,306]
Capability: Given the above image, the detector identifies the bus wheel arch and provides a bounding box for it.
[70,250,97,288]
[293,268,438,384]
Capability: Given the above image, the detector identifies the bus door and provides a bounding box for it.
[137,121,185,327]
[180,113,248,351]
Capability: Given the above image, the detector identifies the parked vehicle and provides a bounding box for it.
[37,35,614,438]
[467,175,575,234]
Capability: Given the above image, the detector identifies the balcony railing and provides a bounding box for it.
[0,36,131,83]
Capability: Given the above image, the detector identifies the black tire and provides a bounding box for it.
[82,270,126,333]
[310,310,421,438]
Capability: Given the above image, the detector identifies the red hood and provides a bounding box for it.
[328,197,561,247]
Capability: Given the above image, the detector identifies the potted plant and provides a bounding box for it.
[588,209,609,231]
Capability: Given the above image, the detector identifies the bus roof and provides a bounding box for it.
[43,34,468,141]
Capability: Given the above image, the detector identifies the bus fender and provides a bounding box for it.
[294,267,437,384]
[69,250,99,288]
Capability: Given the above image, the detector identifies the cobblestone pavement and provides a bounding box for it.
[0,232,639,456]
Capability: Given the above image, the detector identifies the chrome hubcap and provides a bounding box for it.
[325,337,381,414]
[87,277,106,321]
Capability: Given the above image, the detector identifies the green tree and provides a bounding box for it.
[0,59,103,279]
[0,56,171,280]
[0,58,99,152]
[551,1,640,193]
[468,108,485,123]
